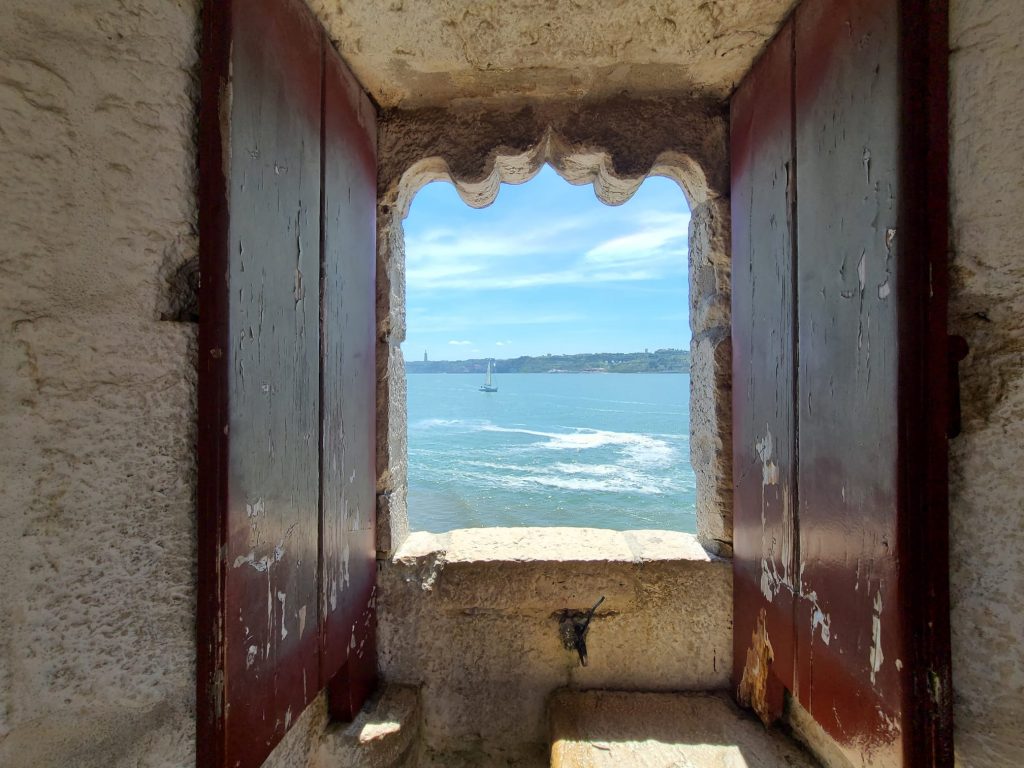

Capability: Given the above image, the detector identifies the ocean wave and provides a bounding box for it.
[462,460,541,474]
[550,462,638,477]
[582,407,686,417]
[412,417,492,430]
[479,425,677,467]
[489,471,667,496]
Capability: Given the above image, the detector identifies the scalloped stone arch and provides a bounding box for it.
[390,133,713,217]
[374,98,733,556]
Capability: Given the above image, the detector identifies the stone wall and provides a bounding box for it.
[0,0,200,763]
[375,97,734,557]
[8,1,1020,766]
[0,2,329,765]
[0,5,736,765]
[377,528,732,766]
[948,1,1024,765]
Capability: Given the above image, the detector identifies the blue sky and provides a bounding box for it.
[403,165,691,360]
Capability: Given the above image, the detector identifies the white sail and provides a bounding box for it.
[480,360,498,392]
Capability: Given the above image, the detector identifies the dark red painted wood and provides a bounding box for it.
[730,0,952,764]
[794,0,905,761]
[730,17,798,723]
[326,595,378,721]
[196,0,231,763]
[896,0,954,762]
[319,34,379,706]
[198,1,379,765]
[198,2,323,766]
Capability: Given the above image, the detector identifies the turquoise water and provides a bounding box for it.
[407,373,696,532]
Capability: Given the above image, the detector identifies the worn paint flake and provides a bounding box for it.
[811,606,832,645]
[755,426,780,486]
[277,591,288,640]
[870,590,884,684]
[738,608,776,725]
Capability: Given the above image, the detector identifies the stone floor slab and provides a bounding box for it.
[550,691,820,768]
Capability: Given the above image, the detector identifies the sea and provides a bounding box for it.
[407,373,697,533]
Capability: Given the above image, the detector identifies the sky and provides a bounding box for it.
[403,165,691,360]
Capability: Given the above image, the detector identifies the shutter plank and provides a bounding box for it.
[199,1,325,765]
[794,0,904,761]
[320,37,379,715]
[730,17,798,725]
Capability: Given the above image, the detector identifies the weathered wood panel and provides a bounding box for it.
[895,0,955,760]
[320,36,379,717]
[199,0,382,764]
[794,0,904,762]
[730,18,798,725]
[199,0,324,761]
[730,0,952,764]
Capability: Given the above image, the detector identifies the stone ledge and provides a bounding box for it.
[393,527,723,566]
[550,690,821,768]
[319,685,421,768]
[378,527,733,761]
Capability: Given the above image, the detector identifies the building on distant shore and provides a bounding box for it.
[423,351,428,362]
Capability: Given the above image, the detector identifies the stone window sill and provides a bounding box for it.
[391,526,728,566]
[376,526,734,757]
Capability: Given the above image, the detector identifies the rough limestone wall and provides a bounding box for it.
[375,96,733,557]
[378,529,732,766]
[0,0,201,763]
[947,1,1024,765]
[308,0,798,108]
[0,3,333,766]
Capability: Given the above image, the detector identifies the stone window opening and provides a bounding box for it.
[399,164,695,533]
[374,116,734,559]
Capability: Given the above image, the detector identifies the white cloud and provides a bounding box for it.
[412,312,583,333]
[408,266,670,291]
[406,262,482,285]
[405,215,597,265]
[448,340,472,345]
[404,191,690,292]
[585,211,691,267]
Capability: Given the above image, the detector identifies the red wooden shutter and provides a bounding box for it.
[731,17,798,727]
[731,0,952,765]
[319,38,379,719]
[197,0,378,765]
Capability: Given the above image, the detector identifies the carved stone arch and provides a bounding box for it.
[374,98,733,556]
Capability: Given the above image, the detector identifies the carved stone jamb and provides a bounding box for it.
[375,95,733,557]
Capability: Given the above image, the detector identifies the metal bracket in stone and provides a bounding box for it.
[556,596,605,667]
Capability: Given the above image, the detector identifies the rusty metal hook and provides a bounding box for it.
[561,596,605,667]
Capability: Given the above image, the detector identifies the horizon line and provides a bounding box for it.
[408,348,688,362]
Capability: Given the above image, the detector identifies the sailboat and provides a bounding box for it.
[479,360,498,392]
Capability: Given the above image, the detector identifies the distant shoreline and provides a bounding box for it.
[406,349,690,375]
[408,370,688,374]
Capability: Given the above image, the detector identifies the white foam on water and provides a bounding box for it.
[412,417,501,432]
[463,460,541,474]
[406,374,698,526]
[491,471,667,495]
[459,454,687,496]
[459,462,679,496]
[549,462,625,477]
[584,407,684,416]
[479,424,677,465]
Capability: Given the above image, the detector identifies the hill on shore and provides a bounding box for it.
[406,348,690,374]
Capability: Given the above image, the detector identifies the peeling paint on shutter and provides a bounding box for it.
[197,1,377,764]
[319,31,379,718]
[730,0,952,764]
